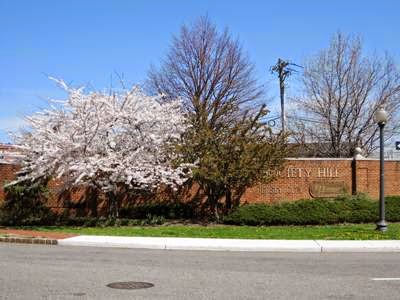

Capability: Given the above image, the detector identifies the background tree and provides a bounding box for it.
[148,17,288,219]
[14,79,189,218]
[291,32,400,157]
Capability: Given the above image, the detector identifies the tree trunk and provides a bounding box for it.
[206,188,219,221]
[212,198,220,221]
[225,189,232,211]
[87,186,98,217]
[107,192,119,219]
[233,187,245,208]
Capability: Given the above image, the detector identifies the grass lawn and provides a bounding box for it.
[16,223,400,240]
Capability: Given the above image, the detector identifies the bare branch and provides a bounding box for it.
[291,32,400,157]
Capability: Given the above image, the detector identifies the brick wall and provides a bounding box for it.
[0,158,399,209]
[241,158,354,204]
[355,159,400,199]
[240,158,400,203]
[0,164,20,200]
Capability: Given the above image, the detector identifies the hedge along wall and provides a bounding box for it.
[0,158,400,208]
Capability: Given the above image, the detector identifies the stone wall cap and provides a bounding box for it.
[285,157,354,161]
[357,158,400,161]
[285,157,400,162]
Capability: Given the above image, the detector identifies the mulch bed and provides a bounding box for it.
[0,228,77,240]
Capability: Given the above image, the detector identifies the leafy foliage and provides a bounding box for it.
[178,110,288,218]
[119,202,195,220]
[53,216,168,227]
[0,180,55,226]
[223,195,400,226]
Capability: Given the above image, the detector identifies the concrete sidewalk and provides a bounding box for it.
[57,235,400,253]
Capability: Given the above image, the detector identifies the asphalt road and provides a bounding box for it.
[1,244,400,299]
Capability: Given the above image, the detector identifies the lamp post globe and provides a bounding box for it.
[375,106,388,232]
[374,107,389,124]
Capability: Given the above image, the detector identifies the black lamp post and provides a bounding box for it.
[374,107,388,232]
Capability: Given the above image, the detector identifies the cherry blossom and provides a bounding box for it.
[14,79,190,194]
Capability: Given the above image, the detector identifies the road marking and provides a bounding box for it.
[371,278,400,281]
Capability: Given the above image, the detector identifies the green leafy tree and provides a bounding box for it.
[149,17,288,219]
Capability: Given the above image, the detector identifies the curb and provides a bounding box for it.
[58,236,321,252]
[57,236,400,253]
[3,234,400,252]
[0,236,58,245]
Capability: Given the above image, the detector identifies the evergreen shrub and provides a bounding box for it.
[223,194,400,226]
[0,181,56,226]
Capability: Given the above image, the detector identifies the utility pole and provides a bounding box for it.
[271,59,301,134]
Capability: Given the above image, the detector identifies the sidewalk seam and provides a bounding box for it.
[313,240,323,253]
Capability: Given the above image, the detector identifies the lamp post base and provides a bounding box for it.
[376,221,388,232]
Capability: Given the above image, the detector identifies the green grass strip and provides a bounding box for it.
[15,223,400,240]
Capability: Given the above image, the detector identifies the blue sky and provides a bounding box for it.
[1,0,399,142]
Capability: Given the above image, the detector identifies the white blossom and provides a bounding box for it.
[14,79,190,193]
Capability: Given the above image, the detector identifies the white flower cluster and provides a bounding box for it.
[15,79,189,192]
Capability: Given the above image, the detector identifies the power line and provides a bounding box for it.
[270,59,303,134]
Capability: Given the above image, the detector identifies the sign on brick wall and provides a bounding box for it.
[242,159,353,203]
[309,181,348,198]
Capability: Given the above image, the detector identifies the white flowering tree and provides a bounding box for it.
[14,79,189,217]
